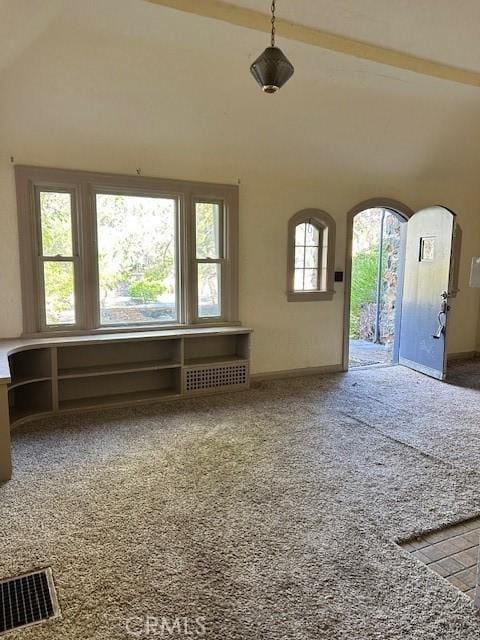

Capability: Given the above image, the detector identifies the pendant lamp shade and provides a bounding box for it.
[250,1,294,93]
[250,46,294,93]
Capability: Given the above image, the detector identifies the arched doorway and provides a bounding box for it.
[343,198,413,370]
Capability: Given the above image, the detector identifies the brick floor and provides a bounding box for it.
[400,518,480,600]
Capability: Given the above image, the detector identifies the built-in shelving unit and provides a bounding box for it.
[0,327,251,431]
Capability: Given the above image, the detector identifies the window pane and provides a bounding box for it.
[198,263,221,317]
[39,191,73,256]
[294,246,304,268]
[294,269,304,290]
[303,269,318,290]
[305,246,319,268]
[295,223,306,245]
[96,194,177,325]
[196,202,222,259]
[305,223,319,246]
[43,261,75,325]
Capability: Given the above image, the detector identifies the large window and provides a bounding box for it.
[16,167,239,334]
[96,194,178,325]
[287,209,336,302]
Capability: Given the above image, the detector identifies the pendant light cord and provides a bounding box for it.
[271,0,276,47]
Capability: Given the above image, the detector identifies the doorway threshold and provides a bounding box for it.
[349,339,392,368]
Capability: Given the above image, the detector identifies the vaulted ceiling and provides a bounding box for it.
[1,0,480,191]
[228,0,480,71]
[2,0,480,86]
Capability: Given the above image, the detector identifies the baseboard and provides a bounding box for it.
[252,353,477,383]
[447,350,479,362]
[251,363,343,382]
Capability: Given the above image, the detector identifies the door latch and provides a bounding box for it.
[433,291,449,339]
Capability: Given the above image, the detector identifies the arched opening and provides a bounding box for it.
[343,199,413,370]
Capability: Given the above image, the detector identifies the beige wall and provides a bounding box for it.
[240,177,480,373]
[1,1,480,375]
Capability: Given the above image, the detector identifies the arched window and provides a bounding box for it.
[287,209,336,301]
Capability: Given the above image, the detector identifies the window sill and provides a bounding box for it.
[287,290,335,302]
[22,320,242,340]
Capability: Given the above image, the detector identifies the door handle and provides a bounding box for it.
[433,292,449,339]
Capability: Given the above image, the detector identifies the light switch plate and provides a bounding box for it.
[469,257,480,287]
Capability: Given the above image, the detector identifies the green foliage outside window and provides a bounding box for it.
[350,247,378,338]
[40,191,222,323]
[40,192,75,324]
[128,278,166,303]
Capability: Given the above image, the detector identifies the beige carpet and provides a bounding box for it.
[1,363,480,639]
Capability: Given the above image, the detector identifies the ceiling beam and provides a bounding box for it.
[145,0,480,87]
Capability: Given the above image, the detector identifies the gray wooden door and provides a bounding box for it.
[399,206,455,380]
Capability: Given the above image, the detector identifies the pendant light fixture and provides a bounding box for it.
[250,1,294,93]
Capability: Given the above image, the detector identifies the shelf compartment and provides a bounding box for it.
[8,348,51,387]
[184,334,249,366]
[57,339,181,375]
[8,376,52,391]
[8,380,53,425]
[59,388,179,411]
[58,368,181,410]
[58,360,180,379]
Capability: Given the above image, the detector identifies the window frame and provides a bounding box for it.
[286,209,336,302]
[34,185,83,331]
[92,186,183,328]
[15,166,239,336]
[192,198,226,322]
